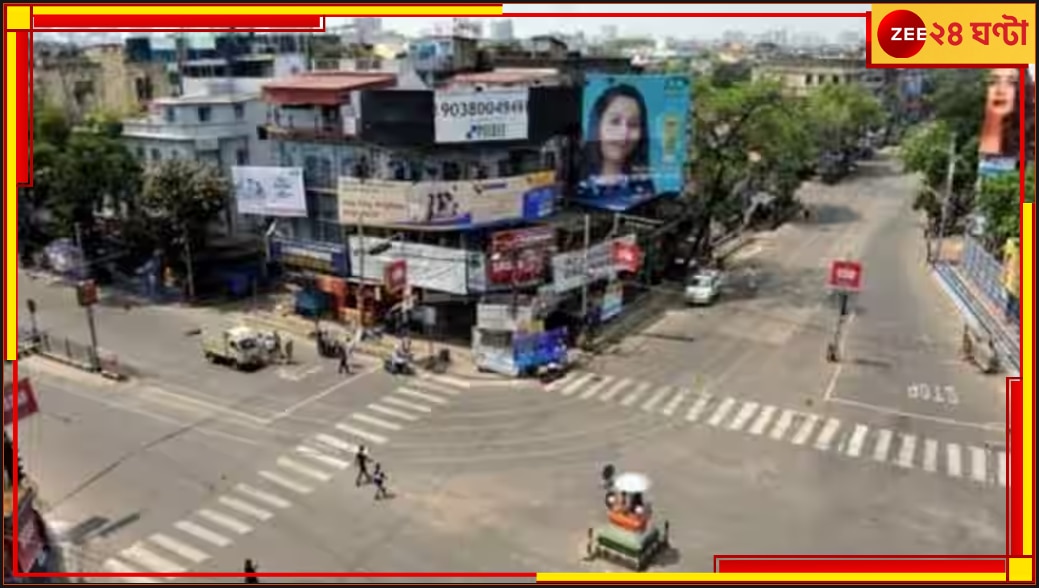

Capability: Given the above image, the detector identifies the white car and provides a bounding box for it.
[685,269,723,306]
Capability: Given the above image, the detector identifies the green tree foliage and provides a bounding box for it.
[806,82,885,153]
[140,158,230,257]
[975,167,1031,250]
[923,69,987,141]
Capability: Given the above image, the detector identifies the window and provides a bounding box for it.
[236,148,248,165]
[151,148,162,161]
[233,103,245,120]
[832,75,841,84]
[804,74,813,86]
[164,108,176,123]
[197,106,212,122]
[136,147,145,159]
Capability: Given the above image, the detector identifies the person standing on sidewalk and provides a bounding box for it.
[355,445,372,486]
[338,344,351,375]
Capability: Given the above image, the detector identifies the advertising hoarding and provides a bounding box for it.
[348,237,470,295]
[434,88,530,143]
[551,235,637,293]
[577,74,691,211]
[337,172,557,229]
[977,67,1035,176]
[488,226,555,286]
[232,166,307,217]
[270,239,350,276]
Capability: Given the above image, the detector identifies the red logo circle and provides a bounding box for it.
[877,9,927,59]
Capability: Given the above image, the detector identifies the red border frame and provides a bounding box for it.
[4,4,1031,582]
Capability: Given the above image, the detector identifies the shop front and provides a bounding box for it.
[269,238,354,322]
[472,300,567,377]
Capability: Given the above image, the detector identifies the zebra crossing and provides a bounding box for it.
[99,372,466,580]
[542,370,1006,488]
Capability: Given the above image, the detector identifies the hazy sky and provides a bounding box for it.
[348,4,871,40]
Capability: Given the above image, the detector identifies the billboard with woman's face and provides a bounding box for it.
[577,74,692,212]
[978,67,1035,176]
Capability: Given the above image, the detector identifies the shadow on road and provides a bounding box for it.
[64,512,141,545]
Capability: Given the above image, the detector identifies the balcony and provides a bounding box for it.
[264,115,357,142]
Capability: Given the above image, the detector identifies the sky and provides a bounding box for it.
[345,4,872,40]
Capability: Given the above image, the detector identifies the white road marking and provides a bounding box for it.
[295,446,350,470]
[259,470,314,495]
[770,409,795,440]
[277,457,333,482]
[998,451,1006,487]
[196,509,253,535]
[660,388,689,417]
[748,405,776,435]
[846,424,869,457]
[419,374,469,391]
[561,373,597,396]
[218,496,274,521]
[235,484,292,509]
[895,434,917,468]
[791,414,819,446]
[412,378,462,396]
[367,403,419,422]
[103,559,160,582]
[922,439,939,473]
[707,397,737,427]
[947,444,963,478]
[813,418,841,451]
[173,521,231,548]
[727,401,760,431]
[351,412,403,431]
[382,396,432,413]
[121,543,186,574]
[335,423,388,445]
[395,387,448,405]
[580,375,615,400]
[640,386,672,412]
[621,382,652,407]
[969,446,987,483]
[825,396,1004,432]
[685,394,713,422]
[873,429,894,462]
[314,433,360,454]
[599,378,632,402]
[148,534,209,564]
[544,372,575,392]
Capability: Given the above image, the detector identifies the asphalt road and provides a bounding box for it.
[13,154,1006,581]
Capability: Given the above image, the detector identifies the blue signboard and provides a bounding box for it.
[270,238,350,276]
[577,74,692,212]
[514,328,568,371]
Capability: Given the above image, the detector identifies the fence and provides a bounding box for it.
[960,235,1018,326]
[19,329,122,376]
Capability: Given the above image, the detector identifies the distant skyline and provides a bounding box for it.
[332,4,871,41]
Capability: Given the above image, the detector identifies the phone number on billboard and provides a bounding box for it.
[439,99,527,118]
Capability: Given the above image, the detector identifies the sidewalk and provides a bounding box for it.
[933,262,1020,376]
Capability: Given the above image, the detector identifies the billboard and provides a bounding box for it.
[232,166,307,217]
[337,172,557,228]
[434,89,530,143]
[577,74,691,211]
[978,67,1035,176]
[488,226,555,286]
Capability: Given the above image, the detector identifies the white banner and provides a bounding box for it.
[348,237,470,295]
[434,88,530,143]
[338,178,420,225]
[551,235,636,293]
[232,166,307,218]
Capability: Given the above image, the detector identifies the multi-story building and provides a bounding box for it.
[489,19,515,42]
[750,56,868,98]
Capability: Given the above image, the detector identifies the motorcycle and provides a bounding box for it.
[384,353,415,376]
[537,360,568,384]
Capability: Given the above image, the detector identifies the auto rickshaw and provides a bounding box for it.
[587,471,669,571]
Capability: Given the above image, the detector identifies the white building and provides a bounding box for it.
[489,19,515,42]
[121,91,272,231]
[355,18,382,44]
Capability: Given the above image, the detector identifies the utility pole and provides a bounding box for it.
[579,213,591,319]
[183,226,196,301]
[931,134,957,264]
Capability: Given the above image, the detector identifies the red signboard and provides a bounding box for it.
[3,379,40,427]
[828,260,863,291]
[383,260,407,294]
[488,227,555,286]
[612,241,643,274]
[17,511,44,573]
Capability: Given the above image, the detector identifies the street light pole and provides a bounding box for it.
[932,134,958,265]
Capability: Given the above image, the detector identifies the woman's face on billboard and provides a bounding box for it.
[987,68,1017,118]
[598,95,642,167]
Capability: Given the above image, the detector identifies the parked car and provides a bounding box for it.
[685,269,724,306]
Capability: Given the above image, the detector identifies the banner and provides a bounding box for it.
[232,166,307,217]
[551,235,637,293]
[349,237,470,295]
[601,281,624,322]
[337,172,557,228]
[488,226,556,286]
[384,259,408,294]
[577,74,691,212]
[434,88,530,143]
[3,379,39,427]
[270,239,350,276]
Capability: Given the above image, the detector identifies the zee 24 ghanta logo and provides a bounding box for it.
[878,9,1029,58]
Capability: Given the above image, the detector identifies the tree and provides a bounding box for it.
[140,159,230,296]
[806,82,885,155]
[923,69,987,141]
[900,120,980,231]
[975,167,1030,250]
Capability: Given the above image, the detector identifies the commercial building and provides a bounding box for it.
[750,56,868,98]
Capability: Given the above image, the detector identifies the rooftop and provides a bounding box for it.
[262,72,397,93]
[152,92,258,106]
[448,68,559,86]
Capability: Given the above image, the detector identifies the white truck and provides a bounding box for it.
[201,326,266,370]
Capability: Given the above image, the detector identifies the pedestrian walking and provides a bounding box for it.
[372,463,389,500]
[243,559,260,584]
[354,445,372,486]
[338,345,351,375]
[283,338,294,365]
